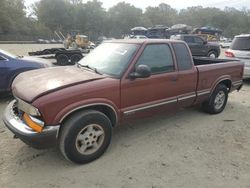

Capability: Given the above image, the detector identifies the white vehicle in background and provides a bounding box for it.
[225,34,250,78]
[130,35,148,39]
[219,39,232,48]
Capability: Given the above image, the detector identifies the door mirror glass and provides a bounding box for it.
[130,64,151,79]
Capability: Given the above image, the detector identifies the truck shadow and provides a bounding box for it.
[243,79,250,85]
[0,92,13,102]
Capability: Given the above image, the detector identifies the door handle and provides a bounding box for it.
[170,76,178,82]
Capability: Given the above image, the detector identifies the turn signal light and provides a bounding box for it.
[23,113,43,133]
[225,51,235,57]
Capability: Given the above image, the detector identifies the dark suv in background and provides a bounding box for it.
[171,34,220,58]
[225,34,250,78]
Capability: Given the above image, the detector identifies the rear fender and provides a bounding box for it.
[210,75,232,95]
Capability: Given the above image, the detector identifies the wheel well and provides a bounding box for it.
[208,49,218,56]
[61,105,118,127]
[218,79,232,91]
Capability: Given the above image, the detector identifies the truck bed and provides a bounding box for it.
[194,57,243,95]
[193,57,238,66]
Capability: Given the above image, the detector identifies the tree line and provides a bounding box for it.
[0,0,250,40]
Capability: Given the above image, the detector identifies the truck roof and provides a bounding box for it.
[104,39,184,45]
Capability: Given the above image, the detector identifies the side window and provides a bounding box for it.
[184,36,194,43]
[194,37,204,44]
[172,43,193,71]
[136,44,174,74]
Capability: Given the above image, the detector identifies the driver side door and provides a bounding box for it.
[192,36,207,56]
[120,43,178,121]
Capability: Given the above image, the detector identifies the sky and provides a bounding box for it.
[25,0,250,10]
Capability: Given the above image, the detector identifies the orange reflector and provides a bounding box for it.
[23,113,43,133]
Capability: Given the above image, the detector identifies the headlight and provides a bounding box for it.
[16,98,41,116]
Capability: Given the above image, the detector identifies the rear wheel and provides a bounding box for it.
[43,49,51,55]
[56,54,69,66]
[59,110,112,164]
[202,84,228,114]
[207,50,218,58]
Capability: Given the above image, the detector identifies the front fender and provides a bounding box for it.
[53,98,120,125]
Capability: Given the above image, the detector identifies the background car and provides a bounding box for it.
[37,39,45,43]
[0,49,50,93]
[170,34,221,58]
[219,39,232,48]
[225,34,250,78]
[131,35,148,39]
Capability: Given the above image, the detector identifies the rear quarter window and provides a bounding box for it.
[184,36,194,43]
[231,37,250,50]
[172,43,193,71]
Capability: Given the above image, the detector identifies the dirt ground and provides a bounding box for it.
[0,44,250,188]
[0,43,63,56]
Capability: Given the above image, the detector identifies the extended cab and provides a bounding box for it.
[3,39,243,164]
[171,34,221,58]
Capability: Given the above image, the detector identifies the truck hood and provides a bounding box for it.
[12,66,105,102]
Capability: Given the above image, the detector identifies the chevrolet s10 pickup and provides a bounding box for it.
[3,39,244,164]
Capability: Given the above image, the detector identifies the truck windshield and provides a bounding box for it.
[78,43,139,77]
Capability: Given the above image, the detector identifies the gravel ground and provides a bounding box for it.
[0,44,250,188]
[0,43,63,56]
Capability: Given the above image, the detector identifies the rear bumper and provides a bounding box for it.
[3,100,60,149]
[232,80,243,91]
[243,67,250,78]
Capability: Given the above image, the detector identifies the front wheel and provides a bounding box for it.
[202,84,228,114]
[59,110,112,164]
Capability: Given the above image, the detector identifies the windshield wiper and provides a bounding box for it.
[77,63,102,75]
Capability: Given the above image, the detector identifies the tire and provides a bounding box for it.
[54,50,60,55]
[207,50,218,58]
[56,54,69,66]
[70,54,82,64]
[43,49,51,55]
[202,84,228,114]
[59,110,112,164]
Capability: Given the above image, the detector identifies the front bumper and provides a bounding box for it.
[3,100,60,149]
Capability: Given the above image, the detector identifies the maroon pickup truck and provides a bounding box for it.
[3,39,244,164]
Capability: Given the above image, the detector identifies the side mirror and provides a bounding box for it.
[203,40,207,44]
[130,64,151,79]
